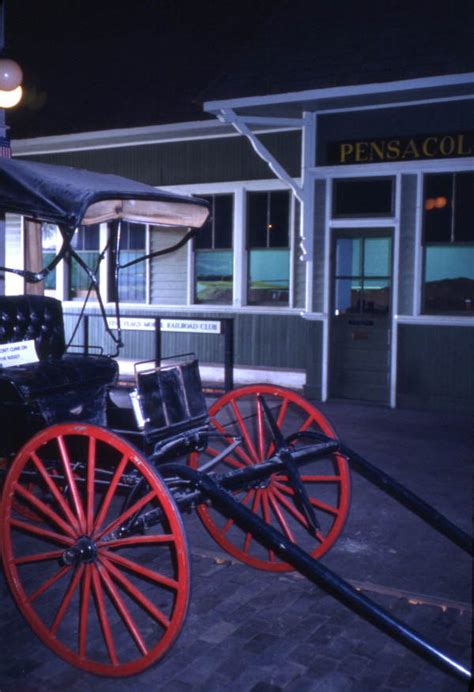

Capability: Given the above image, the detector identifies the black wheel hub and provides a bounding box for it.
[62,536,97,565]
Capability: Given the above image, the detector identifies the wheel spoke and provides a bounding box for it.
[266,395,289,457]
[27,565,71,604]
[230,400,259,464]
[268,493,295,543]
[30,451,81,532]
[91,564,118,665]
[13,482,77,538]
[210,416,254,466]
[9,517,74,546]
[275,481,340,516]
[86,435,96,534]
[102,550,179,591]
[97,534,175,549]
[79,564,92,659]
[256,397,266,461]
[93,452,129,535]
[57,436,87,533]
[14,549,63,565]
[100,556,170,629]
[50,565,85,636]
[97,562,148,656]
[95,489,157,541]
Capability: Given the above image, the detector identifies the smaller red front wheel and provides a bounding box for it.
[1,423,190,676]
[190,385,350,572]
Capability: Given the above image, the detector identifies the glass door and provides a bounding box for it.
[330,231,393,402]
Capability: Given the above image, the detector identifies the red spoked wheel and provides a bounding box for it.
[190,385,350,572]
[0,423,190,677]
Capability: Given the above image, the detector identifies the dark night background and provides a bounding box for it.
[4,0,474,140]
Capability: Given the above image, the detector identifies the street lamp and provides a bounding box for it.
[0,56,22,107]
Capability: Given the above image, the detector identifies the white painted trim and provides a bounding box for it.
[233,188,246,308]
[12,121,300,157]
[204,73,474,111]
[330,218,396,229]
[313,93,474,117]
[311,158,474,177]
[321,177,333,401]
[390,176,402,408]
[413,173,423,315]
[61,301,304,317]
[396,315,474,327]
[289,193,295,308]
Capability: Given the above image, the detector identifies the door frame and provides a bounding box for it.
[319,172,402,408]
[329,228,395,404]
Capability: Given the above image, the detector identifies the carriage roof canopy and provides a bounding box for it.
[0,157,210,229]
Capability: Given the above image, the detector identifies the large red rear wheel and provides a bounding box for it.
[0,423,190,676]
[190,385,350,572]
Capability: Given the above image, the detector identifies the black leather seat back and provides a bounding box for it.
[0,294,66,360]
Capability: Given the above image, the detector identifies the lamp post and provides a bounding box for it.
[0,0,23,294]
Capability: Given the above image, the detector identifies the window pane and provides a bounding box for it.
[247,193,268,247]
[118,222,146,302]
[248,248,289,305]
[336,238,361,276]
[69,225,100,300]
[363,279,391,314]
[214,195,233,248]
[195,249,233,304]
[454,173,474,242]
[268,191,290,247]
[423,174,452,242]
[333,178,393,217]
[42,223,57,290]
[424,246,474,313]
[364,238,391,277]
[248,191,290,248]
[335,278,362,314]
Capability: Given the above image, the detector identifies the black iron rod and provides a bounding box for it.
[339,442,473,556]
[167,465,471,683]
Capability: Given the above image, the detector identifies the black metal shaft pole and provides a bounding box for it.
[168,465,471,683]
[339,442,473,556]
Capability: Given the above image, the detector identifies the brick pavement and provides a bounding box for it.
[0,402,472,691]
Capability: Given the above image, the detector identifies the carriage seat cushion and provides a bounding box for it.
[0,295,118,403]
[0,354,119,403]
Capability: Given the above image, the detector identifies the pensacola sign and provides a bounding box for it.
[329,132,474,165]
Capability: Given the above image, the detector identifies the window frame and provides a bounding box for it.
[421,171,474,315]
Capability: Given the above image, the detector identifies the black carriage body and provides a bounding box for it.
[0,294,118,455]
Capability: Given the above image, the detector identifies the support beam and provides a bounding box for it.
[217,108,304,201]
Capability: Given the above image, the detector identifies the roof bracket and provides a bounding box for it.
[217,108,304,202]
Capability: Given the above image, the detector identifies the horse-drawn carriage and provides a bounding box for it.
[0,157,470,680]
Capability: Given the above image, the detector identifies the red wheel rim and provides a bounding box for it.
[190,385,350,572]
[0,423,190,676]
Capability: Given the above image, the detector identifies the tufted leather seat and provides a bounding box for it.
[0,295,118,455]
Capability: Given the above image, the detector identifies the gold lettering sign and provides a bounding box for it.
[332,132,474,164]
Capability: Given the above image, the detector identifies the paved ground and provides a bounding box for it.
[0,399,472,691]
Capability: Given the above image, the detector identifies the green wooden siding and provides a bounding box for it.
[21,131,301,186]
[63,309,323,393]
[397,324,474,412]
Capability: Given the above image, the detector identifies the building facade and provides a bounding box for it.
[7,73,474,411]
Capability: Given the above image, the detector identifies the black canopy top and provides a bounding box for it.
[0,157,210,229]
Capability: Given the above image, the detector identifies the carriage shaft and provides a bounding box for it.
[165,464,471,683]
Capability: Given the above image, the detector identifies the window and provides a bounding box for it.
[333,178,393,217]
[194,194,233,304]
[117,222,146,303]
[334,235,392,315]
[247,191,290,305]
[69,224,100,300]
[41,223,57,291]
[423,172,474,314]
